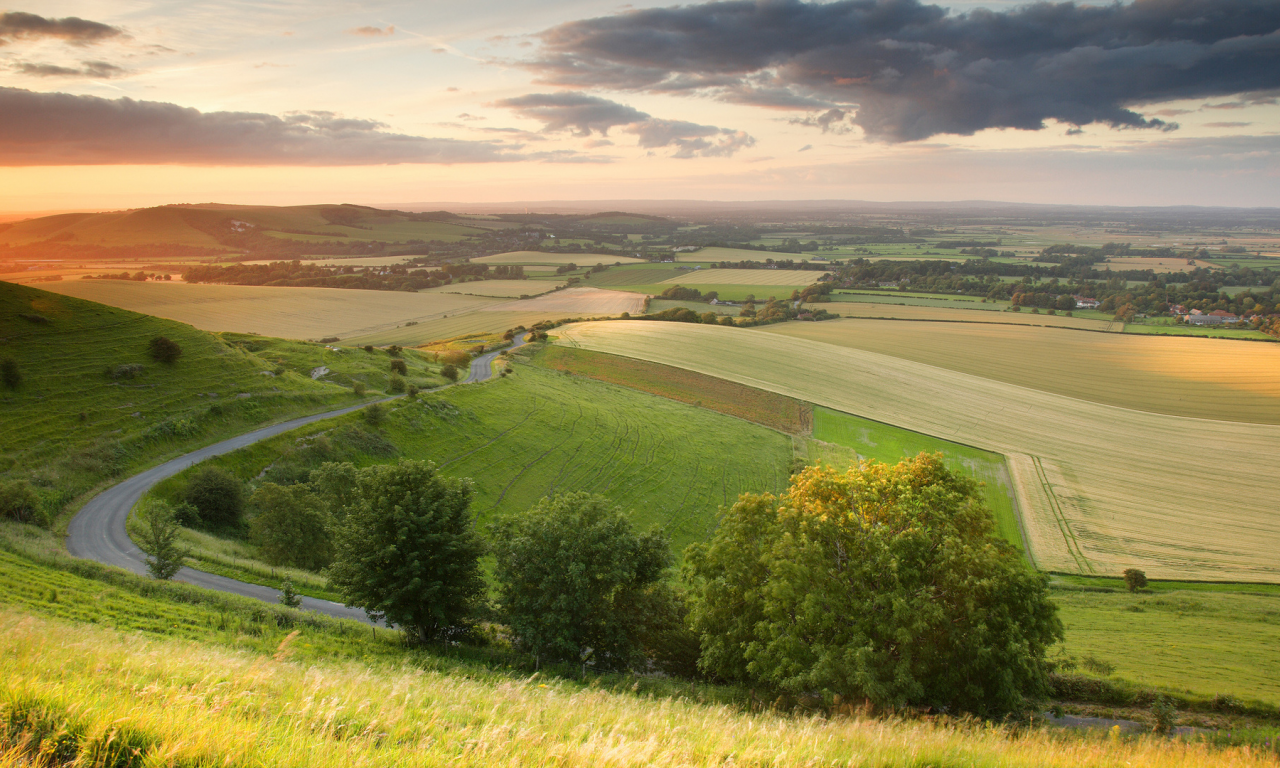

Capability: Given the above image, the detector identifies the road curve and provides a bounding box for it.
[66,332,526,624]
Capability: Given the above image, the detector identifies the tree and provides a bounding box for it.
[327,460,485,643]
[1123,568,1148,592]
[278,580,303,608]
[184,466,245,528]
[686,454,1062,716]
[148,336,182,363]
[492,492,671,671]
[440,363,459,382]
[390,359,408,375]
[136,499,189,580]
[249,483,332,570]
[1,357,20,389]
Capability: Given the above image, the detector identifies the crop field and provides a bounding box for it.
[1103,258,1219,273]
[829,291,1008,310]
[673,246,826,263]
[658,268,823,286]
[33,279,501,341]
[555,321,1280,582]
[762,319,1280,424]
[472,251,645,265]
[807,407,1022,551]
[423,279,564,298]
[483,287,647,315]
[341,311,553,347]
[1122,321,1275,341]
[587,265,690,286]
[813,301,1116,330]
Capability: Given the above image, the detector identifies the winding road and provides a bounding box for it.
[66,334,525,624]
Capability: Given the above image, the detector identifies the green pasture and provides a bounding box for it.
[830,290,1008,310]
[806,407,1023,552]
[1123,321,1276,341]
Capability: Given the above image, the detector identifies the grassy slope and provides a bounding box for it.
[0,283,364,520]
[1,529,1274,767]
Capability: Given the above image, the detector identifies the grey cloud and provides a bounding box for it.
[15,60,125,78]
[495,92,754,157]
[0,11,123,46]
[798,144,812,152]
[1204,121,1251,128]
[529,0,1280,143]
[494,92,648,136]
[789,108,854,134]
[0,87,522,166]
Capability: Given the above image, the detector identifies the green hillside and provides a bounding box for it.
[0,282,365,523]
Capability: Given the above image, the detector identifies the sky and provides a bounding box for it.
[1,0,1279,211]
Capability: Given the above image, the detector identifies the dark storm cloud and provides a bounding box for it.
[528,0,1280,142]
[0,88,522,166]
[0,11,123,46]
[14,60,125,78]
[495,92,755,157]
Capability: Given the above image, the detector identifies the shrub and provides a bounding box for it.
[440,364,459,382]
[249,483,332,571]
[148,336,182,364]
[386,345,403,357]
[406,384,419,397]
[352,381,366,396]
[109,364,145,380]
[183,466,245,528]
[318,336,340,343]
[278,580,302,608]
[390,359,408,375]
[1,358,20,389]
[388,374,406,394]
[362,345,374,353]
[363,402,386,425]
[1151,694,1177,734]
[1123,568,1148,592]
[0,480,41,524]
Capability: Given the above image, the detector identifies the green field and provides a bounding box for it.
[263,219,485,243]
[0,283,364,523]
[806,407,1023,552]
[153,362,794,563]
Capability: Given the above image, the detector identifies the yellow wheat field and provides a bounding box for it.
[659,268,823,286]
[762,319,1280,424]
[472,251,646,265]
[556,321,1280,582]
[423,279,566,298]
[33,279,500,340]
[823,301,1115,330]
[2,612,1271,768]
[483,286,648,315]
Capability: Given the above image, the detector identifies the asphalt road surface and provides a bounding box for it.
[66,332,527,624]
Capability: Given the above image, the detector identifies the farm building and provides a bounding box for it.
[1185,310,1241,325]
[1072,295,1101,309]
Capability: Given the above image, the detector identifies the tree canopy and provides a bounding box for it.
[685,453,1061,716]
[327,459,485,643]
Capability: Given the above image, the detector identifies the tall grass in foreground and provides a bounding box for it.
[2,612,1276,768]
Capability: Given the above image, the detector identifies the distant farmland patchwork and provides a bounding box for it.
[556,321,1280,582]
[472,251,645,265]
[658,268,823,286]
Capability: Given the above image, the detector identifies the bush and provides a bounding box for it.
[352,381,366,396]
[363,402,386,425]
[390,359,408,375]
[249,483,332,571]
[1,358,20,389]
[108,363,145,380]
[387,345,403,357]
[148,336,182,364]
[492,492,671,671]
[406,384,419,397]
[1151,694,1177,734]
[387,374,406,394]
[327,459,486,642]
[440,364,459,382]
[0,480,41,524]
[278,580,302,608]
[183,466,245,528]
[686,454,1062,716]
[1123,568,1148,592]
[362,345,374,353]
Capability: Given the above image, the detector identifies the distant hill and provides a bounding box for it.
[0,204,489,259]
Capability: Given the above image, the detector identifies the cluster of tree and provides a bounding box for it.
[183,260,456,292]
[640,297,838,327]
[709,259,839,271]
[84,271,173,282]
[170,450,1061,716]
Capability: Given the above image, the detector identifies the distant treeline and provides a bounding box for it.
[181,260,523,292]
[710,259,838,271]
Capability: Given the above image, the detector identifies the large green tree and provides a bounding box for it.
[685,453,1062,716]
[492,492,671,671]
[249,483,332,571]
[327,459,485,643]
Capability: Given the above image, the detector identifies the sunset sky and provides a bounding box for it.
[2,0,1279,211]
